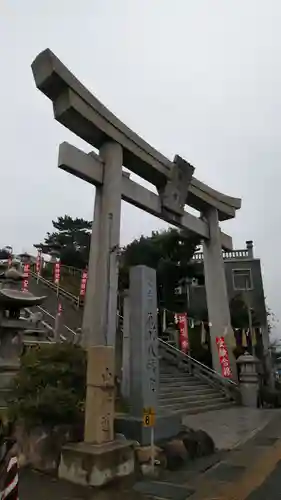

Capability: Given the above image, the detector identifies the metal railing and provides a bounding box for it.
[36,305,79,342]
[24,306,75,342]
[30,269,124,323]
[29,270,124,340]
[59,264,83,277]
[24,339,55,347]
[30,269,80,306]
[158,338,240,402]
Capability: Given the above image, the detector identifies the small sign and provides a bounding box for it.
[143,407,155,427]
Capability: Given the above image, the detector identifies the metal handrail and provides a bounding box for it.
[24,306,66,342]
[30,270,79,305]
[158,337,238,389]
[24,339,55,346]
[45,262,83,277]
[37,305,77,339]
[30,270,125,325]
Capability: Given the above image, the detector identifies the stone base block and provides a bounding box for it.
[240,382,259,407]
[58,439,135,487]
[0,361,20,408]
[115,414,182,445]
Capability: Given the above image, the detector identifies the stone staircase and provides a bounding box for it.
[159,339,239,414]
[159,360,235,415]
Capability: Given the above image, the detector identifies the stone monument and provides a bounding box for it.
[116,265,182,444]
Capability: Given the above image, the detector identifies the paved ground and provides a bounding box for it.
[184,412,281,500]
[18,409,281,500]
[182,407,278,450]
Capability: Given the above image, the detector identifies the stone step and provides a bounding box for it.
[170,400,235,416]
[159,375,202,384]
[160,367,191,372]
[159,395,228,411]
[159,378,206,391]
[160,374,195,381]
[159,364,190,370]
[160,378,210,391]
[159,385,217,396]
[159,391,222,404]
[159,400,234,416]
[160,385,211,393]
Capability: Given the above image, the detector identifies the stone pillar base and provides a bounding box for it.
[115,414,182,446]
[240,382,259,407]
[0,361,20,408]
[58,439,135,487]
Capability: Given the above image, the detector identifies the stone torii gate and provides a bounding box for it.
[31,50,241,465]
[31,48,241,367]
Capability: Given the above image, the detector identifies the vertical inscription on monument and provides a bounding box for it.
[100,363,114,442]
[146,310,158,395]
[129,266,159,416]
[84,346,115,444]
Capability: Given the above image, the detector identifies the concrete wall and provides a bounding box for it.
[224,259,267,326]
[187,258,267,327]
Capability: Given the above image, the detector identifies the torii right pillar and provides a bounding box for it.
[202,207,237,380]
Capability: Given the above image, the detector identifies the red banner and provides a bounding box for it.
[216,336,232,378]
[22,263,30,291]
[57,303,62,316]
[80,270,88,297]
[175,313,189,353]
[54,261,61,285]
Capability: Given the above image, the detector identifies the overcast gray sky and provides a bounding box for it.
[1,1,280,334]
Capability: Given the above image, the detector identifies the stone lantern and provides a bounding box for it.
[0,263,47,407]
[236,352,261,407]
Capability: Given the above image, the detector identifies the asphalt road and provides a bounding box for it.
[19,469,142,500]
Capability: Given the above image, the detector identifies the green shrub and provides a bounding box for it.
[8,342,129,430]
[8,343,86,429]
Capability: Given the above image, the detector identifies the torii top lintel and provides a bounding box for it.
[31,49,241,221]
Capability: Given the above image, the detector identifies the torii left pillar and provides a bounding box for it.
[60,141,134,486]
[82,141,123,349]
[82,140,122,443]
